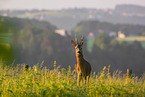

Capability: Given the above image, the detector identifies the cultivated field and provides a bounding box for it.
[0,62,145,97]
[117,36,145,41]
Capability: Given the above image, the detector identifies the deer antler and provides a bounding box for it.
[80,36,84,45]
[81,36,83,42]
[75,36,79,44]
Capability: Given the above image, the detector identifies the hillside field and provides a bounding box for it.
[117,36,145,48]
[117,36,145,41]
[0,63,145,97]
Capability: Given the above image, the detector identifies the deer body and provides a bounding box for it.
[71,37,91,85]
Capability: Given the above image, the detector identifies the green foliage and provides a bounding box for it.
[0,44,12,63]
[0,17,16,63]
[0,64,144,97]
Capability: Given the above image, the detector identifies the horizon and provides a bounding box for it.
[0,0,145,10]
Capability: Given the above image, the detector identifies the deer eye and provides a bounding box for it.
[76,48,79,50]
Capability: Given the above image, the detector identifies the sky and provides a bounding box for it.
[0,0,145,10]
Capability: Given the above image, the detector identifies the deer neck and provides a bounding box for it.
[76,52,84,65]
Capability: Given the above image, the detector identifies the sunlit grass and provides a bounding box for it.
[0,62,144,97]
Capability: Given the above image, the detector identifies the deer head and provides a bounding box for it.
[71,36,84,54]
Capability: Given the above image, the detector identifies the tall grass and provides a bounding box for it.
[0,62,145,97]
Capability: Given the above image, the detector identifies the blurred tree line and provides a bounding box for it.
[87,33,145,76]
[0,16,145,76]
[16,24,75,69]
[72,20,145,36]
[0,16,75,69]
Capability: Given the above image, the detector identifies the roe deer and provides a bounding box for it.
[71,36,91,85]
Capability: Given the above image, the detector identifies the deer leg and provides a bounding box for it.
[77,73,82,86]
[84,76,87,84]
[87,75,90,84]
[83,73,86,84]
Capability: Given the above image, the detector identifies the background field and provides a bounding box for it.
[117,36,145,48]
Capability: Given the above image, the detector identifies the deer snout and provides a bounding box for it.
[77,51,81,53]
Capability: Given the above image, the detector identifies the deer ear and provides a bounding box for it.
[71,40,76,47]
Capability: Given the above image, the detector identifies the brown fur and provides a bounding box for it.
[71,37,91,85]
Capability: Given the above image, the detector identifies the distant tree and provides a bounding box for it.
[95,33,112,49]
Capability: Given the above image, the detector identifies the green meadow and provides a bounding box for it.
[0,62,145,97]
